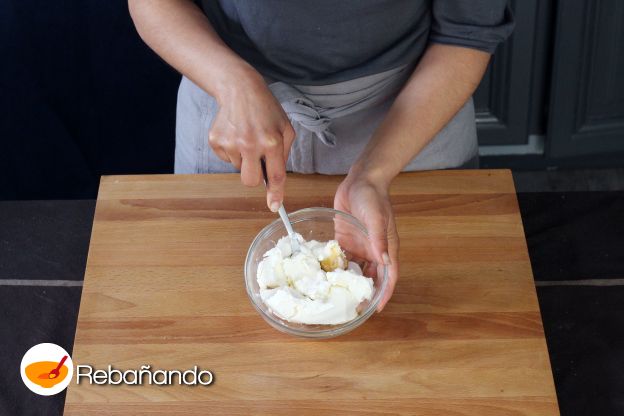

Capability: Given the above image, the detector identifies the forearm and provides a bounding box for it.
[351,43,490,187]
[128,0,260,101]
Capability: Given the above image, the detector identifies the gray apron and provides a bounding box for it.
[175,65,478,174]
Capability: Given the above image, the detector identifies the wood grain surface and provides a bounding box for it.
[64,170,559,415]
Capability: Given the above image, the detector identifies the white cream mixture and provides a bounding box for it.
[257,234,374,325]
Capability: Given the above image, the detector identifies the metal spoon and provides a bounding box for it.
[260,159,300,253]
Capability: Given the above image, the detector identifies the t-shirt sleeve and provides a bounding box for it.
[429,0,515,54]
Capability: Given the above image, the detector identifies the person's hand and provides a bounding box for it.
[209,67,295,211]
[334,170,399,311]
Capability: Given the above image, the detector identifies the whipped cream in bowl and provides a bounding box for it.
[245,207,388,339]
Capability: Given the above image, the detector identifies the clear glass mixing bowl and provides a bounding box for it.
[244,207,388,339]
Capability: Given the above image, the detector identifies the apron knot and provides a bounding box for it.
[269,82,337,147]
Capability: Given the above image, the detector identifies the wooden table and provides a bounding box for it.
[65,170,559,415]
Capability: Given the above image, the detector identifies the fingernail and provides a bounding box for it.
[382,252,391,265]
[270,201,280,212]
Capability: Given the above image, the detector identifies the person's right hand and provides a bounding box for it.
[209,67,295,212]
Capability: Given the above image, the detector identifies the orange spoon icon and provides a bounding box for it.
[38,355,68,379]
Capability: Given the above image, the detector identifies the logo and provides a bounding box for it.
[21,343,74,396]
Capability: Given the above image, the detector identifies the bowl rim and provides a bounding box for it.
[244,206,389,338]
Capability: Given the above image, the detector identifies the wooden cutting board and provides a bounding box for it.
[64,170,559,415]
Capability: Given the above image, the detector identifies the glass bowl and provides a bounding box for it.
[244,207,388,339]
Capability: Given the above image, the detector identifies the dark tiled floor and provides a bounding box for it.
[538,286,624,415]
[0,286,81,416]
[513,168,624,192]
[0,201,93,415]
[0,200,95,280]
[518,192,624,281]
[1,172,624,415]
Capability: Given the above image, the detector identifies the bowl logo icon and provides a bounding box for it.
[21,343,74,396]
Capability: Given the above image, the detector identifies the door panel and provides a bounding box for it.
[547,0,624,158]
[475,0,539,145]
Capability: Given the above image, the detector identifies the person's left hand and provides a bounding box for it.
[334,171,399,311]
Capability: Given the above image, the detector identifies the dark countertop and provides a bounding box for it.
[1,193,623,416]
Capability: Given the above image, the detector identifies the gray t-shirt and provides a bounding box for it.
[201,0,514,85]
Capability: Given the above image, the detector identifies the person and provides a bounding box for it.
[128,0,514,311]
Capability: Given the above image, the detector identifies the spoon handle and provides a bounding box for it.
[277,204,300,251]
[260,158,269,186]
[260,159,300,252]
